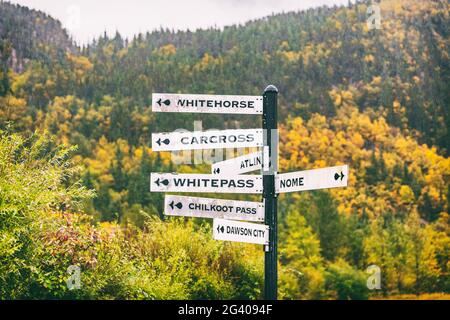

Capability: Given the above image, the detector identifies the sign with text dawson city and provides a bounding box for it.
[213,218,269,245]
[149,88,349,300]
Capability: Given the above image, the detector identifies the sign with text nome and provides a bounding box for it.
[164,195,264,222]
[213,218,269,245]
[152,93,263,115]
[150,173,263,194]
[276,165,348,194]
[152,129,263,152]
[212,151,262,175]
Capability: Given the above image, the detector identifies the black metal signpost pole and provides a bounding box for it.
[262,85,278,300]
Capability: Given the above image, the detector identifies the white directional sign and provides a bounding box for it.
[212,151,262,175]
[213,218,269,245]
[150,173,263,194]
[276,165,348,194]
[164,195,264,222]
[152,129,263,152]
[152,93,263,114]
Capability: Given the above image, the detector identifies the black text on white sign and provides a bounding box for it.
[213,218,269,245]
[152,93,263,114]
[150,173,263,194]
[212,151,262,175]
[276,165,348,194]
[164,195,264,222]
[152,129,263,151]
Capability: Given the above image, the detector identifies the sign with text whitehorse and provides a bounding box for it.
[276,165,348,194]
[212,151,262,175]
[213,218,269,245]
[152,93,263,114]
[152,129,263,152]
[164,195,264,222]
[150,173,263,194]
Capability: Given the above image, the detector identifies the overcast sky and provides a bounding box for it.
[8,0,350,45]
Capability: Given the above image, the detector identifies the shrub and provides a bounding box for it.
[0,131,94,299]
[0,131,264,299]
[325,259,368,300]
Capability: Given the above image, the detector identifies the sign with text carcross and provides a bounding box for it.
[150,173,263,194]
[213,218,269,245]
[152,129,263,151]
[212,151,262,175]
[152,93,263,114]
[276,165,348,194]
[164,195,264,222]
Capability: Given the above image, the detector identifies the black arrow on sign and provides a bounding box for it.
[217,225,225,233]
[334,172,345,181]
[156,138,170,146]
[213,168,220,174]
[155,178,169,187]
[157,98,171,107]
[169,201,183,210]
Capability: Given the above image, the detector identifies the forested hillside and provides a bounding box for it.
[0,0,449,299]
[0,1,75,73]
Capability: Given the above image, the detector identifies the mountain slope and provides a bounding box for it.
[3,0,447,154]
[0,1,75,72]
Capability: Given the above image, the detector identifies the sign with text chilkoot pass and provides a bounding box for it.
[164,195,264,222]
[150,173,263,194]
[276,165,348,194]
[152,129,263,152]
[213,218,269,245]
[152,93,263,114]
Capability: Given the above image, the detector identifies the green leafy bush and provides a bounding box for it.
[325,259,368,300]
[0,131,94,299]
[0,131,263,299]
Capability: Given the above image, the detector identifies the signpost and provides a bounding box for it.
[213,218,269,245]
[262,85,278,300]
[212,151,262,175]
[152,129,263,152]
[152,93,263,114]
[149,87,349,300]
[164,195,264,222]
[150,173,263,194]
[276,165,348,194]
